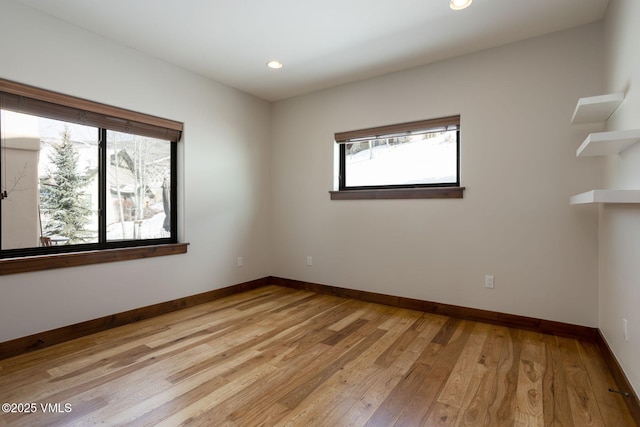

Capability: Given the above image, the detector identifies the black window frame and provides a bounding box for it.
[0,79,182,260]
[336,115,461,192]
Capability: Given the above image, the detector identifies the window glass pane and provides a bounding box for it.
[0,110,99,250]
[345,130,457,187]
[106,131,171,241]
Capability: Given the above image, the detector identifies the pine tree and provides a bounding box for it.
[41,128,92,243]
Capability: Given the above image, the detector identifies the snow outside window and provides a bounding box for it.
[336,116,460,191]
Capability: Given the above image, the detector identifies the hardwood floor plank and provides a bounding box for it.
[321,318,370,346]
[335,315,442,426]
[364,318,465,426]
[328,309,367,332]
[424,402,460,426]
[487,328,522,426]
[438,322,491,408]
[374,313,431,368]
[0,285,635,427]
[198,302,366,423]
[223,345,333,424]
[541,334,557,426]
[544,334,577,427]
[78,344,216,424]
[0,336,101,377]
[104,348,263,426]
[276,311,416,426]
[454,325,507,426]
[515,332,546,426]
[230,305,394,425]
[394,320,475,426]
[579,340,637,427]
[176,343,329,426]
[551,337,606,426]
[279,327,387,410]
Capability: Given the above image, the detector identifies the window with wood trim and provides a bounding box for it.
[332,116,464,200]
[0,79,183,259]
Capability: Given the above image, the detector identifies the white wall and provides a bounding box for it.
[601,0,640,396]
[0,1,271,342]
[271,23,604,327]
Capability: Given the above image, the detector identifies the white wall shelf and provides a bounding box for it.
[571,93,624,124]
[570,190,640,205]
[570,93,637,206]
[576,129,640,157]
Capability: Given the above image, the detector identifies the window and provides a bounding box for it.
[0,79,183,261]
[331,115,464,200]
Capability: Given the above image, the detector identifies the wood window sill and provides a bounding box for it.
[0,243,189,276]
[329,187,465,200]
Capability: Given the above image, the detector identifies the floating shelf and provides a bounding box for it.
[569,93,635,206]
[571,93,624,124]
[576,129,640,157]
[570,190,640,205]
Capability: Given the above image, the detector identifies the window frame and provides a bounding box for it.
[331,115,464,200]
[0,79,184,265]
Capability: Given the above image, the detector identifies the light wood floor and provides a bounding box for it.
[0,285,635,426]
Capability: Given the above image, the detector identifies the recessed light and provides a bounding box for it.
[267,60,283,69]
[450,0,472,10]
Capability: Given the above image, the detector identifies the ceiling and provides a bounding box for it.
[17,0,610,102]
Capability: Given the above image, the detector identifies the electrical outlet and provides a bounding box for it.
[307,256,313,266]
[237,256,243,267]
[484,275,495,289]
[623,318,629,342]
